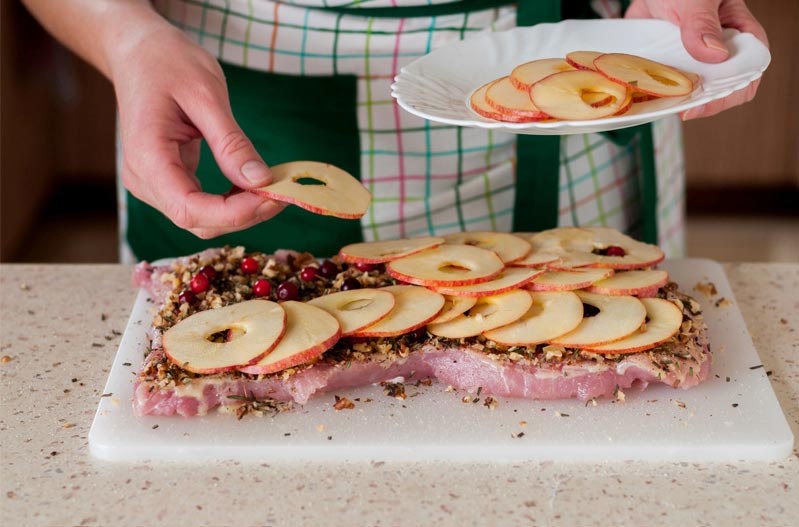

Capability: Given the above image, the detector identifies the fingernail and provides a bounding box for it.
[241,160,271,186]
[256,201,280,219]
[702,34,728,54]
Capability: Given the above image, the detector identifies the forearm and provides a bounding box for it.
[20,0,172,79]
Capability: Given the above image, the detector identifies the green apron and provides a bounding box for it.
[126,0,658,261]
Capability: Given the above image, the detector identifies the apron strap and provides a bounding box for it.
[514,0,658,244]
[513,0,561,233]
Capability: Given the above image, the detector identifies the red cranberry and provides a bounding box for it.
[300,266,318,282]
[319,260,339,279]
[407,326,427,341]
[178,290,196,304]
[240,256,259,274]
[189,273,209,293]
[606,245,626,257]
[277,281,298,301]
[253,279,272,298]
[199,264,217,280]
[341,277,361,291]
[354,262,376,272]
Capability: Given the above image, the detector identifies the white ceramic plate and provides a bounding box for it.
[391,19,770,135]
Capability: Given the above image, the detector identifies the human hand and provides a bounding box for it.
[625,0,768,120]
[109,21,284,239]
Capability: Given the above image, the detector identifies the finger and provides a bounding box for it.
[180,192,286,239]
[719,0,769,47]
[181,83,273,190]
[679,0,729,63]
[126,133,285,232]
[680,80,759,120]
[623,0,651,19]
[179,138,202,178]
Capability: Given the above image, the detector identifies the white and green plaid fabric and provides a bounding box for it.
[143,0,685,258]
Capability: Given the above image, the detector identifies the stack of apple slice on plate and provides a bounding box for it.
[162,227,685,375]
[470,51,697,122]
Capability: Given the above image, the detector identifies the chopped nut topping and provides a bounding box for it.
[333,396,355,410]
[693,281,717,298]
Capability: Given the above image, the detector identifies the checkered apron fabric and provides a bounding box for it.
[133,0,685,259]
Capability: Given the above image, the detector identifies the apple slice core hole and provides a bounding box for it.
[294,176,327,186]
[582,303,600,318]
[438,262,473,274]
[340,298,374,311]
[646,71,679,86]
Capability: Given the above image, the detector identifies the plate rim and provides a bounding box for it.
[390,19,771,134]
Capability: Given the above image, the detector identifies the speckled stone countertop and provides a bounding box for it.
[1,263,797,526]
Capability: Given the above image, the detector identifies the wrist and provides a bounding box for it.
[98,1,178,80]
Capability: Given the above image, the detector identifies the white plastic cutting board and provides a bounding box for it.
[89,259,793,462]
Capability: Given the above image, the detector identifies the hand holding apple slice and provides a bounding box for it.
[583,298,683,354]
[427,289,533,339]
[239,301,341,375]
[163,300,286,374]
[252,161,371,219]
[351,285,445,337]
[307,289,395,336]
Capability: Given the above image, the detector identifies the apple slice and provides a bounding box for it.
[583,298,683,354]
[307,289,395,336]
[528,227,664,270]
[530,71,630,120]
[585,269,669,296]
[584,227,665,269]
[511,253,561,268]
[583,91,614,108]
[433,267,543,297]
[483,291,583,346]
[339,236,445,264]
[550,291,646,348]
[443,231,532,263]
[593,53,694,97]
[252,161,371,219]
[351,285,445,338]
[470,81,533,123]
[527,268,614,291]
[510,58,574,91]
[387,244,504,287]
[428,295,478,325]
[239,301,340,375]
[163,300,286,374]
[485,76,549,121]
[614,89,634,115]
[427,289,533,339]
[632,91,657,103]
[529,228,599,269]
[566,51,602,71]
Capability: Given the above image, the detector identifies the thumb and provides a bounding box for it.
[185,93,272,189]
[679,1,729,63]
